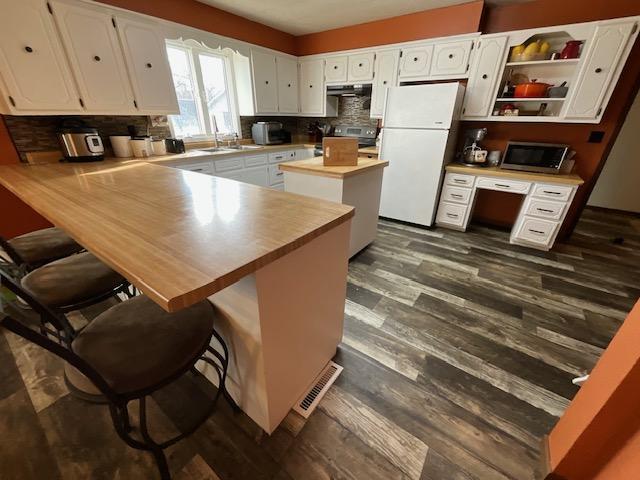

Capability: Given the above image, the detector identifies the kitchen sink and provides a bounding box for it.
[197,147,233,153]
[223,145,263,150]
[198,145,263,153]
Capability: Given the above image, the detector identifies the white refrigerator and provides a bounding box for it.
[379,83,465,226]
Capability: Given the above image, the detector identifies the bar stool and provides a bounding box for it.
[0,227,83,273]
[0,269,237,480]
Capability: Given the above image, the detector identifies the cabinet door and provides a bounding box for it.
[370,50,399,118]
[52,1,134,113]
[431,40,472,77]
[462,36,507,118]
[398,46,433,79]
[0,0,80,112]
[115,15,178,114]
[242,166,269,186]
[251,50,278,113]
[276,56,298,114]
[348,52,375,82]
[325,56,348,83]
[299,59,324,115]
[565,21,636,119]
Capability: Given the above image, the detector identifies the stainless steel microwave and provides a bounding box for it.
[499,141,570,174]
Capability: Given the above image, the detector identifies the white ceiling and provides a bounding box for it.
[196,0,530,36]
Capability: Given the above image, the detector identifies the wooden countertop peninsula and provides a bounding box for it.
[0,161,354,311]
[278,157,388,179]
[446,164,584,186]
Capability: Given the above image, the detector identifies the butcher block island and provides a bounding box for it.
[280,156,388,257]
[0,160,354,434]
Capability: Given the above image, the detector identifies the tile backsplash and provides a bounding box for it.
[3,115,171,161]
[3,96,376,160]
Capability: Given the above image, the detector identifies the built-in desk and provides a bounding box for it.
[436,164,584,250]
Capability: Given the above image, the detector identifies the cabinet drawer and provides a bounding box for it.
[436,202,467,227]
[525,198,566,221]
[244,154,268,167]
[531,183,574,202]
[214,157,243,173]
[269,164,285,185]
[431,40,473,76]
[513,217,558,246]
[268,151,294,164]
[477,177,530,194]
[441,185,472,205]
[445,172,475,188]
[325,56,348,83]
[399,46,433,79]
[177,162,214,175]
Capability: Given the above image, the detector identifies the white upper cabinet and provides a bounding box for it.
[370,50,399,118]
[0,0,81,113]
[398,45,433,80]
[115,15,178,114]
[431,40,473,77]
[276,56,299,114]
[565,21,636,119]
[52,1,134,113]
[462,36,507,118]
[348,52,375,82]
[299,59,325,115]
[251,50,278,113]
[325,56,348,83]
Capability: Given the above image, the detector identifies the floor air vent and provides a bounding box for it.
[293,361,343,418]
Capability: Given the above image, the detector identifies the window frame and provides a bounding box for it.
[165,39,241,142]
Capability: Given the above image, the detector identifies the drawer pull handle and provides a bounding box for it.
[528,229,546,235]
[446,213,459,218]
[192,168,204,172]
[453,179,467,184]
[543,190,561,195]
[537,208,554,213]
[276,172,283,176]
[495,183,511,188]
[450,193,463,198]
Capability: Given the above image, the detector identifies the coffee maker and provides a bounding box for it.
[459,128,488,166]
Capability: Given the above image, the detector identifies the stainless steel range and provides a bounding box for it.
[314,124,378,157]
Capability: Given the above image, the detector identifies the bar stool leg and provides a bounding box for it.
[139,396,171,480]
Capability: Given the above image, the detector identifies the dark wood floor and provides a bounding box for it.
[2,207,639,480]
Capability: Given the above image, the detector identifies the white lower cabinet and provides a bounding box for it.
[268,164,285,186]
[243,166,269,187]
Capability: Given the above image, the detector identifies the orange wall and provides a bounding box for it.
[467,0,640,238]
[296,1,484,56]
[96,0,296,54]
[0,118,51,238]
[547,300,640,479]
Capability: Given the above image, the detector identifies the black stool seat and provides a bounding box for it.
[21,251,125,308]
[8,227,82,266]
[72,295,214,395]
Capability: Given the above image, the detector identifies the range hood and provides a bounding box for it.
[326,84,372,97]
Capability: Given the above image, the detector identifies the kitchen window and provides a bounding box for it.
[166,40,240,141]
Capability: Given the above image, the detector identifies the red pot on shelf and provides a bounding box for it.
[560,40,582,59]
[514,80,552,98]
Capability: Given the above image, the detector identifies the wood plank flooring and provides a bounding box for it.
[1,207,638,480]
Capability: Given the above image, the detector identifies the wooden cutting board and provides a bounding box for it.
[323,137,358,166]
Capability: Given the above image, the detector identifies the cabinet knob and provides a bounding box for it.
[383,80,387,85]
[334,65,338,69]
[309,84,313,88]
[25,46,34,53]
[94,55,101,62]
[413,57,418,62]
[146,63,152,68]
[448,54,454,59]
[265,80,269,84]
[287,83,291,87]
[595,67,602,73]
[482,74,488,79]
[358,63,363,67]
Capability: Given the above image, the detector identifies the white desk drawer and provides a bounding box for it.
[215,157,243,173]
[477,177,530,194]
[532,183,573,202]
[513,217,558,246]
[446,173,475,188]
[244,154,268,167]
[441,185,472,205]
[525,198,566,221]
[268,164,285,185]
[177,162,214,175]
[436,202,467,227]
